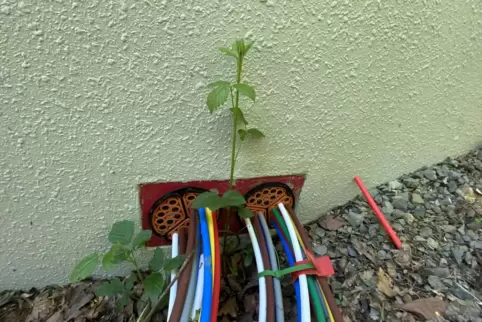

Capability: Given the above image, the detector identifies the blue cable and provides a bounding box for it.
[199,208,213,322]
[273,221,302,322]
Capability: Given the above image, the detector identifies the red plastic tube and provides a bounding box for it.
[210,210,221,322]
[353,176,402,249]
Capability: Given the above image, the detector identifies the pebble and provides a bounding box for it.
[441,225,457,233]
[388,180,404,190]
[427,237,439,249]
[423,169,438,181]
[424,267,450,278]
[469,241,482,250]
[419,227,433,238]
[413,207,425,217]
[392,198,409,212]
[411,193,424,205]
[314,244,328,256]
[346,211,364,227]
[402,212,415,224]
[427,275,446,290]
[403,178,420,188]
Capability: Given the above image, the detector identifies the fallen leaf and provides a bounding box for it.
[320,215,345,231]
[46,311,63,322]
[377,268,399,297]
[360,270,374,285]
[396,297,446,319]
[218,297,237,318]
[26,293,54,322]
[63,284,95,320]
[243,294,257,312]
[351,238,377,264]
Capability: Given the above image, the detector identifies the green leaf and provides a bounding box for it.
[206,83,230,113]
[207,80,230,88]
[132,230,152,249]
[143,272,165,302]
[238,207,254,219]
[70,253,100,282]
[149,248,165,271]
[164,254,186,272]
[115,294,128,312]
[231,107,248,125]
[221,190,246,207]
[124,274,137,292]
[232,83,256,102]
[219,47,237,58]
[102,243,129,270]
[191,191,224,211]
[96,278,125,297]
[238,129,247,141]
[243,248,254,267]
[247,128,265,139]
[108,220,135,245]
[244,41,254,54]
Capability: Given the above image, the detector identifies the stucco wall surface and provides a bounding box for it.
[1,0,482,289]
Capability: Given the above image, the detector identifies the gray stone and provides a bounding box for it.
[392,198,409,212]
[447,180,458,193]
[428,275,446,290]
[441,225,457,233]
[423,169,438,181]
[411,193,424,205]
[388,180,404,190]
[450,285,474,301]
[413,236,425,242]
[403,178,420,189]
[464,251,473,265]
[452,246,468,264]
[314,245,328,256]
[427,237,439,249]
[346,211,364,227]
[419,227,433,238]
[439,258,448,267]
[382,201,394,214]
[413,207,426,217]
[315,227,326,238]
[469,241,482,249]
[424,267,450,278]
[477,150,482,161]
[347,245,357,257]
[402,212,415,224]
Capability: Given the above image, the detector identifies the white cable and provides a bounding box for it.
[259,214,284,322]
[167,232,179,320]
[278,204,311,322]
[245,218,267,322]
[180,246,199,322]
[190,254,204,320]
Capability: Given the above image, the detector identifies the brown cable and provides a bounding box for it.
[168,211,197,322]
[253,214,275,322]
[286,206,344,322]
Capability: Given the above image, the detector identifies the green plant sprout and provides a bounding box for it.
[192,39,265,219]
[70,220,185,314]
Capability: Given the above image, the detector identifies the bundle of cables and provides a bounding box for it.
[246,204,344,322]
[166,208,221,322]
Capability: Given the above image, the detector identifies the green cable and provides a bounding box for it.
[272,209,326,322]
[308,276,327,322]
[272,208,292,245]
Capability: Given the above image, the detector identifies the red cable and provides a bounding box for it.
[354,176,402,249]
[210,210,221,322]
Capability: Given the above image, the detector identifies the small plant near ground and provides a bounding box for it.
[192,39,265,220]
[70,220,185,316]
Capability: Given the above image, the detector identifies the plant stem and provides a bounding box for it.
[130,252,144,284]
[139,245,198,322]
[228,53,243,189]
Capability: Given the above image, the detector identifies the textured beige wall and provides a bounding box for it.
[1,0,482,289]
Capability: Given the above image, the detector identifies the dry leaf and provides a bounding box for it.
[320,215,345,231]
[397,297,446,319]
[218,297,237,318]
[360,270,374,285]
[377,268,399,297]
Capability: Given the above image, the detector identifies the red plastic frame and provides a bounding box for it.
[140,175,305,246]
